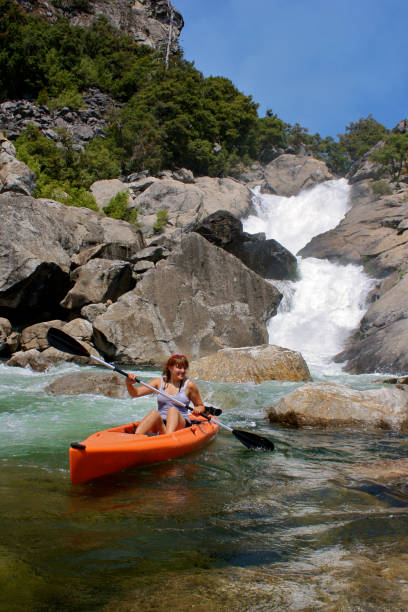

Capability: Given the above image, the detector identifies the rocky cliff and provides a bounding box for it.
[14,0,183,52]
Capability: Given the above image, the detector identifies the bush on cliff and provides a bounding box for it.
[370,133,408,183]
[14,124,119,208]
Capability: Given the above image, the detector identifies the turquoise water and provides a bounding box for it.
[1,361,408,611]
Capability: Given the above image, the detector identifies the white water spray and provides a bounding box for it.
[243,179,374,373]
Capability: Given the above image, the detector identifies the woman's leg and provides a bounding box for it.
[135,409,166,435]
[165,406,186,433]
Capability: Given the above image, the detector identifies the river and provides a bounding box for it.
[1,181,407,611]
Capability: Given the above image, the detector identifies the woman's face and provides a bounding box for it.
[169,363,186,381]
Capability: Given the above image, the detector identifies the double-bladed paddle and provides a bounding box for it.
[46,327,275,452]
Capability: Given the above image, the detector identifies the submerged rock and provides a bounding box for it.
[267,382,408,430]
[189,344,312,383]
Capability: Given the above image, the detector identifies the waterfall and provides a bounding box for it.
[243,179,374,373]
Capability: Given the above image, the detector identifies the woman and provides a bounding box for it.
[126,353,205,435]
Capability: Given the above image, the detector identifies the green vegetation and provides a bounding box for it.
[371,181,393,196]
[370,133,408,183]
[1,0,395,212]
[338,115,388,164]
[153,209,169,233]
[103,191,140,224]
[14,124,119,207]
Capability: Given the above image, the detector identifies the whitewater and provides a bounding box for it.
[243,179,375,373]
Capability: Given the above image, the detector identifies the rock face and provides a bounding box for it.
[14,0,183,52]
[0,134,36,195]
[335,274,408,374]
[192,210,297,280]
[250,154,333,196]
[92,232,282,365]
[60,258,134,312]
[0,192,145,324]
[299,179,408,374]
[189,345,312,383]
[267,382,408,430]
[129,175,253,236]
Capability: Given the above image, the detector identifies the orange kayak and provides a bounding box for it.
[69,415,219,484]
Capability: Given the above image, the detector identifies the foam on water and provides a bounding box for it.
[243,179,375,373]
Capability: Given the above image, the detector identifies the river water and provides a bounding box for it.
[1,181,408,611]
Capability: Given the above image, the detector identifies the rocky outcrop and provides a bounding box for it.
[60,258,134,312]
[267,382,408,430]
[6,317,101,370]
[0,133,36,195]
[0,317,12,354]
[334,273,408,374]
[0,89,118,148]
[189,344,312,383]
[92,232,282,365]
[90,174,254,238]
[129,175,253,236]
[192,210,297,280]
[241,154,333,196]
[0,191,145,324]
[299,180,408,277]
[15,0,183,52]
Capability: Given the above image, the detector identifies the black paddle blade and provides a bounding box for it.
[46,327,90,358]
[204,405,222,417]
[232,429,275,451]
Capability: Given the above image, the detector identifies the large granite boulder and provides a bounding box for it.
[261,154,333,196]
[129,175,253,236]
[189,345,312,383]
[267,382,408,430]
[46,371,127,398]
[0,192,145,324]
[0,317,12,354]
[192,210,297,280]
[92,232,282,365]
[0,133,36,196]
[60,258,134,312]
[90,179,130,213]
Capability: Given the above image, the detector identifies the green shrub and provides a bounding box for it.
[103,190,140,224]
[37,180,98,210]
[372,181,393,196]
[153,208,168,233]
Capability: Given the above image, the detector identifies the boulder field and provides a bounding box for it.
[2,122,408,399]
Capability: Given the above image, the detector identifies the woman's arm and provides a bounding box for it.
[126,374,160,398]
[187,381,205,415]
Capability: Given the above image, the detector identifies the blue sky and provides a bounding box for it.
[173,0,408,139]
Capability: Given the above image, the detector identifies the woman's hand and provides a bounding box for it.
[127,373,137,384]
[191,403,205,416]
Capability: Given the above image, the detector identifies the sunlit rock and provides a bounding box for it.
[93,233,281,365]
[189,344,312,383]
[267,382,408,430]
